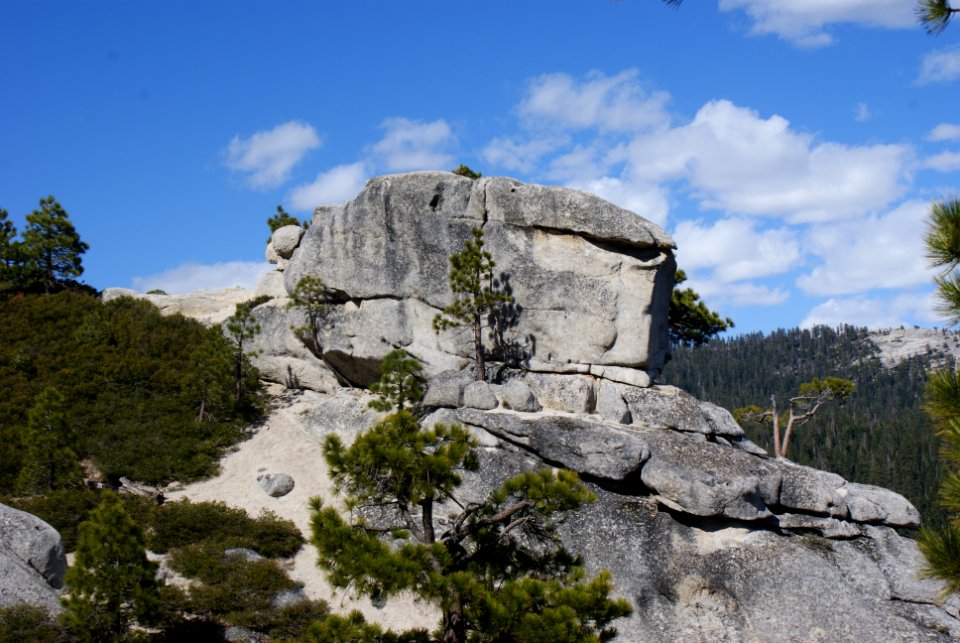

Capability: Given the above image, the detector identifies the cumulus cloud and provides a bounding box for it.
[719,0,913,47]
[132,261,272,294]
[683,275,790,307]
[223,121,321,188]
[800,292,945,329]
[796,201,933,296]
[929,123,960,141]
[370,117,455,171]
[673,217,801,282]
[624,100,911,223]
[918,46,960,85]
[518,70,671,133]
[923,151,960,173]
[482,136,567,174]
[288,162,368,211]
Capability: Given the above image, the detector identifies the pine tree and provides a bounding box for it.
[919,197,960,593]
[310,350,632,643]
[19,196,89,293]
[223,297,266,405]
[266,205,306,242]
[61,493,161,642]
[917,0,959,34]
[668,269,733,347]
[734,377,854,459]
[17,387,84,493]
[180,333,235,423]
[0,208,18,291]
[433,227,513,381]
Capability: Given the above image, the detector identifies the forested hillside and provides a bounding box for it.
[663,325,946,526]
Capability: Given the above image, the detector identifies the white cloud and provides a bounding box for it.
[796,200,933,296]
[288,162,368,211]
[223,121,321,188]
[482,136,567,174]
[929,123,960,141]
[918,46,960,85]
[719,0,913,47]
[519,70,671,133]
[801,292,945,329]
[624,100,911,223]
[855,102,871,122]
[566,177,670,227]
[923,151,960,173]
[132,261,272,294]
[370,117,455,171]
[684,275,790,307]
[673,217,801,282]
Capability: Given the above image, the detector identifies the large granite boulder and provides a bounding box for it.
[280,172,675,385]
[0,503,67,613]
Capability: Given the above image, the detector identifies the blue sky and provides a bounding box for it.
[2,1,959,334]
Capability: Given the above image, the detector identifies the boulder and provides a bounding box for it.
[257,472,295,498]
[463,381,498,410]
[102,287,254,326]
[499,379,541,412]
[0,504,67,613]
[283,172,675,382]
[424,370,474,408]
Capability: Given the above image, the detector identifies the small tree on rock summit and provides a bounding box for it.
[433,227,513,381]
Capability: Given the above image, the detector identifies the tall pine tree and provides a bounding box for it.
[17,387,84,493]
[919,197,960,593]
[61,493,162,642]
[19,196,89,293]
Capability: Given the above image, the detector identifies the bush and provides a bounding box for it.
[169,541,327,636]
[4,489,154,552]
[0,604,69,643]
[147,499,303,558]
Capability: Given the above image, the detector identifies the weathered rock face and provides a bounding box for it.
[104,173,959,640]
[279,172,675,384]
[0,503,67,613]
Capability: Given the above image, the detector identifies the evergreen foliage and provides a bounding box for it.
[311,351,632,642]
[61,493,162,642]
[668,269,733,347]
[0,292,259,491]
[368,348,427,413]
[266,205,307,241]
[919,196,960,594]
[287,275,332,355]
[452,164,482,179]
[664,325,946,525]
[917,0,959,34]
[0,208,17,291]
[0,604,69,643]
[224,297,268,405]
[735,376,854,459]
[16,386,85,493]
[17,196,90,294]
[433,227,513,381]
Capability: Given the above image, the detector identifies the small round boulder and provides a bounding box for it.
[257,472,296,498]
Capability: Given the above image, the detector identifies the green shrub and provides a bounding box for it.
[169,541,321,632]
[0,604,69,643]
[147,499,303,558]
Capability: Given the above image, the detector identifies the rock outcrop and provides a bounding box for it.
[109,173,959,640]
[270,172,675,386]
[0,503,67,613]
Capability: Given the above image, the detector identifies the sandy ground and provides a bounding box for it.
[166,387,438,632]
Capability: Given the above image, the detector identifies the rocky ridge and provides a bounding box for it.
[106,173,959,640]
